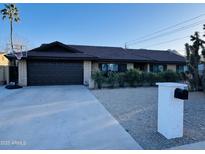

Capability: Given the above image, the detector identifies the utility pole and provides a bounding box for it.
[124,43,127,49]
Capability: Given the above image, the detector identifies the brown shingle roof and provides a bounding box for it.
[127,49,186,64]
[5,41,186,64]
[70,45,151,62]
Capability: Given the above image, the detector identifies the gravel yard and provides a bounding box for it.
[92,87,205,149]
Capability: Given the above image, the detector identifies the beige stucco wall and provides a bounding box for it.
[0,54,9,84]
[127,63,134,70]
[146,64,150,72]
[91,62,99,73]
[18,60,27,86]
[0,54,9,66]
[83,61,92,86]
[167,64,176,72]
[89,62,100,88]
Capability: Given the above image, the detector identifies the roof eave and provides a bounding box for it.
[4,53,186,64]
[25,56,98,61]
[150,61,186,64]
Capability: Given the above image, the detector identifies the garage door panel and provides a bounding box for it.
[28,60,83,85]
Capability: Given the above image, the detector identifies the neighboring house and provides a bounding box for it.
[199,55,205,76]
[0,52,9,65]
[0,52,9,84]
[199,64,205,76]
[5,41,186,87]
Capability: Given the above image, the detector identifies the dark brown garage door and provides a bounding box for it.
[27,60,83,86]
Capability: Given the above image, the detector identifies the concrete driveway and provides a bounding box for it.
[0,85,141,150]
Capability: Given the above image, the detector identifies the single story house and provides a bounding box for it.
[5,41,186,88]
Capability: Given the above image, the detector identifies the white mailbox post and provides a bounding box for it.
[156,82,188,139]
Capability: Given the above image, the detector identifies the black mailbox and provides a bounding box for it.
[174,88,188,100]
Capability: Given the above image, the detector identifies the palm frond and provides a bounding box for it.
[10,4,15,8]
[1,3,20,21]
[4,4,10,9]
[1,9,7,13]
[14,17,20,22]
[2,15,6,20]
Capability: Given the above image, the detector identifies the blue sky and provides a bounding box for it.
[0,3,205,54]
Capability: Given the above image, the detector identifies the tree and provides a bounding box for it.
[185,30,205,91]
[202,25,205,92]
[4,35,31,53]
[1,4,20,53]
[203,24,205,58]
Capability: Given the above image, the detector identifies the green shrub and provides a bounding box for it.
[141,72,149,85]
[92,71,105,89]
[156,72,165,82]
[160,70,180,82]
[138,71,144,86]
[106,72,118,88]
[148,72,158,86]
[92,69,182,89]
[141,72,150,85]
[117,72,126,87]
[125,69,140,87]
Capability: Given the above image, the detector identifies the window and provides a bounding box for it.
[158,65,164,72]
[118,64,127,72]
[176,65,184,73]
[108,64,118,72]
[101,64,108,72]
[150,64,167,73]
[99,63,127,72]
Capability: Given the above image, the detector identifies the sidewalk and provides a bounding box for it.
[169,141,205,150]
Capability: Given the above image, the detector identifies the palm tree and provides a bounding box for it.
[1,4,20,53]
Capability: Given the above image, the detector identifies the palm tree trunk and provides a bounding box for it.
[10,20,14,53]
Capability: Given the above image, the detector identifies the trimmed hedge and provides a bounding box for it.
[92,69,182,89]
